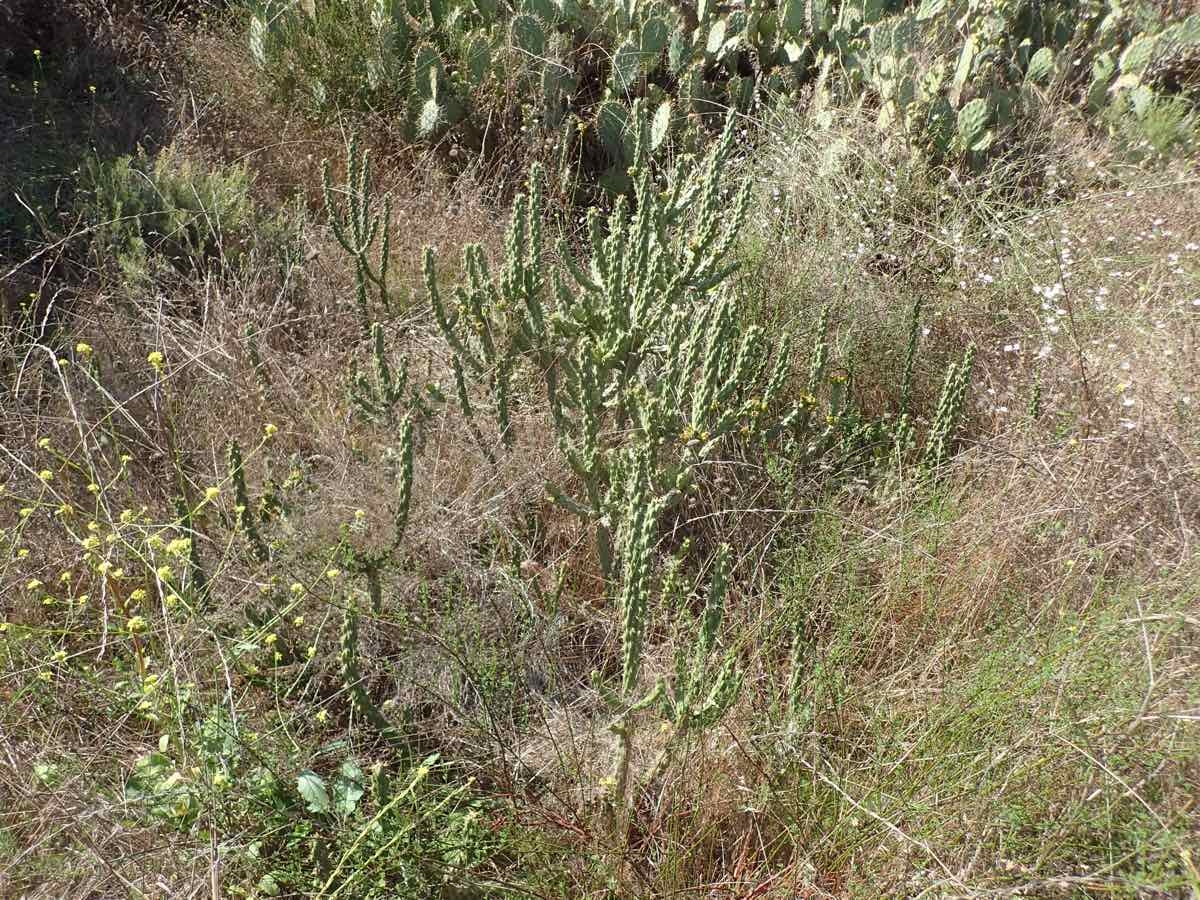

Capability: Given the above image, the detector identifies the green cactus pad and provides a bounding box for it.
[957,98,992,152]
[611,37,642,94]
[596,99,632,163]
[650,99,672,151]
[1025,46,1055,84]
[779,0,805,38]
[511,13,546,57]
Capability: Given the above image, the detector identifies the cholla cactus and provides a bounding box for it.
[545,105,794,573]
[424,104,797,577]
[226,439,268,563]
[924,343,976,471]
[600,475,742,814]
[349,321,411,424]
[323,133,393,335]
[425,167,550,450]
[659,544,741,734]
[340,600,406,748]
[601,456,662,811]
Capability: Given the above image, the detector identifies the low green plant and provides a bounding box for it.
[78,143,265,289]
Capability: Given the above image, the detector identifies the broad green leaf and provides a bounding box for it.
[333,759,366,816]
[297,769,331,814]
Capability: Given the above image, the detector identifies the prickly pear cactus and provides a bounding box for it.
[956,98,993,153]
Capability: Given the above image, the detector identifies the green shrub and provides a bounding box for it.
[77,143,274,290]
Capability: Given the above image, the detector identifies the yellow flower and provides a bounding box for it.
[314,709,328,724]
[26,579,43,592]
[166,538,191,557]
[306,645,316,659]
[0,623,9,634]
[325,568,341,580]
[75,342,93,356]
[292,615,305,627]
[264,423,278,438]
[147,351,165,372]
[290,582,304,596]
[52,650,67,662]
[37,437,51,449]
[129,588,148,603]
[264,632,278,647]
[18,507,34,518]
[86,482,100,494]
[126,616,148,634]
[156,565,174,581]
[204,486,221,502]
[37,469,53,482]
[165,594,180,608]
[38,670,52,683]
